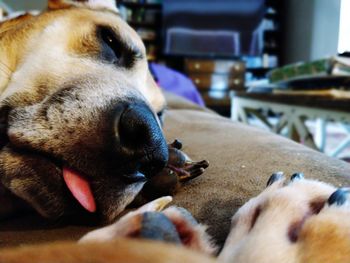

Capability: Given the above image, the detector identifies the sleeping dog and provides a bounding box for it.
[1,1,350,262]
[0,0,207,222]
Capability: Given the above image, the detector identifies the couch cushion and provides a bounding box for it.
[164,93,350,245]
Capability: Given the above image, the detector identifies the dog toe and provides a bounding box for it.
[291,172,304,181]
[163,206,217,255]
[328,188,350,206]
[266,171,285,187]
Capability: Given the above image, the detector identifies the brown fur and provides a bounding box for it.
[0,239,216,263]
[1,1,350,262]
[299,207,350,262]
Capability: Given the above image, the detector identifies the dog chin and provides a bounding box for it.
[103,182,146,223]
[0,145,147,221]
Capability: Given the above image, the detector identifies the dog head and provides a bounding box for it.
[0,0,168,221]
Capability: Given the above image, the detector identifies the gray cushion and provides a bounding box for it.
[165,93,350,245]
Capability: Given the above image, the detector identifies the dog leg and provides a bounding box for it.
[297,188,350,263]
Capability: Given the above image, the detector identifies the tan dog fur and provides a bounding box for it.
[219,176,350,262]
[1,1,350,262]
[0,0,167,221]
[0,239,216,263]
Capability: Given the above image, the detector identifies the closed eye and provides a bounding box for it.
[97,26,143,68]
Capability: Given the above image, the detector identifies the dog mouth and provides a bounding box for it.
[62,167,97,213]
[62,167,147,214]
[0,134,209,221]
[1,139,151,217]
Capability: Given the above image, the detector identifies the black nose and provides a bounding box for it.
[114,102,168,175]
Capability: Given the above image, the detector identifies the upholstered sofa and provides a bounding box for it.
[1,93,350,248]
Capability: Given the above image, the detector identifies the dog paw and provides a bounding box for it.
[131,139,209,205]
[299,187,350,263]
[219,172,350,263]
[80,196,217,255]
[167,139,209,183]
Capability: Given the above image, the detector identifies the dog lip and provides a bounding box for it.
[122,171,147,183]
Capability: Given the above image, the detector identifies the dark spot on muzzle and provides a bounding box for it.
[114,102,168,177]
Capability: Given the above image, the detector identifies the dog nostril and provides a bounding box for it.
[114,102,168,174]
[117,103,158,150]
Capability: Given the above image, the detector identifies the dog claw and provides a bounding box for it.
[138,196,173,213]
[186,160,210,170]
[168,159,209,183]
[328,188,350,206]
[167,143,209,184]
[178,167,204,182]
[169,139,182,150]
[291,172,304,181]
[266,171,284,187]
[178,160,209,183]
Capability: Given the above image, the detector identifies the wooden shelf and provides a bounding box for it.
[247,67,273,76]
[264,30,280,36]
[263,47,280,54]
[142,38,158,44]
[265,13,279,20]
[128,21,160,29]
[119,2,161,9]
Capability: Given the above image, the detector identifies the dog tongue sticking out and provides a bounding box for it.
[63,167,96,213]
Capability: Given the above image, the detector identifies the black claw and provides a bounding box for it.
[266,172,284,187]
[187,161,209,172]
[179,168,204,183]
[291,173,304,181]
[197,160,209,169]
[169,139,182,150]
[328,188,350,206]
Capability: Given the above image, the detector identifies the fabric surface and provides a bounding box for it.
[1,93,350,248]
[164,94,350,245]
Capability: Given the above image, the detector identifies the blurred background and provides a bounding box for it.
[1,0,347,112]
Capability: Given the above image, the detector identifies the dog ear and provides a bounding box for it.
[48,0,118,12]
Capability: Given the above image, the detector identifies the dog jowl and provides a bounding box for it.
[0,0,169,222]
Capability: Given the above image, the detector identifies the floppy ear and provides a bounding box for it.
[48,0,118,12]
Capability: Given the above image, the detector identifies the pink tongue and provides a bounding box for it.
[63,167,96,213]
